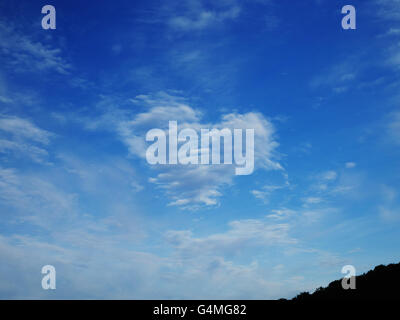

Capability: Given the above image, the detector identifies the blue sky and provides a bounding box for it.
[1,0,400,299]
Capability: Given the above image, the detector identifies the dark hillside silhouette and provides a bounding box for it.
[293,262,400,300]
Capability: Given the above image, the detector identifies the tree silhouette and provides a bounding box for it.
[292,262,400,300]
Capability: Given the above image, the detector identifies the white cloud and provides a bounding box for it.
[267,208,296,220]
[167,1,241,31]
[381,184,397,202]
[302,197,323,205]
[387,43,400,69]
[0,232,165,299]
[0,166,78,229]
[375,0,400,22]
[0,116,53,164]
[0,116,52,144]
[385,28,400,36]
[0,229,299,299]
[165,218,297,255]
[0,176,324,300]
[378,184,400,221]
[311,171,338,192]
[0,139,49,164]
[0,159,296,298]
[111,92,283,208]
[345,162,356,168]
[373,1,400,68]
[312,168,365,199]
[320,170,337,181]
[379,206,400,221]
[310,62,358,93]
[0,95,13,104]
[0,158,346,299]
[60,154,145,195]
[0,21,70,74]
[251,189,269,201]
[251,182,289,203]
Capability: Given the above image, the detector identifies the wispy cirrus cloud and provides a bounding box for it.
[165,218,297,255]
[378,185,400,221]
[0,21,70,74]
[251,182,289,203]
[310,62,358,94]
[374,0,400,22]
[0,116,53,164]
[162,0,241,31]
[0,166,78,229]
[168,6,241,31]
[0,116,52,144]
[385,110,400,143]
